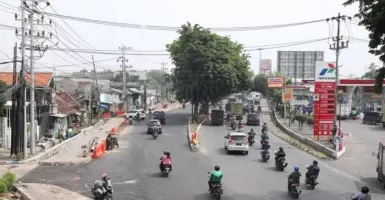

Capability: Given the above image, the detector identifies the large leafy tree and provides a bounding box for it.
[167,22,252,115]
[343,0,385,93]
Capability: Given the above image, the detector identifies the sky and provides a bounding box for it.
[0,0,382,78]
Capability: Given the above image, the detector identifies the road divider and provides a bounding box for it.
[92,140,106,159]
[269,109,345,159]
[187,116,209,152]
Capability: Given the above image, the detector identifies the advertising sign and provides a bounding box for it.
[313,82,335,136]
[259,59,272,75]
[268,77,284,88]
[282,88,293,102]
[315,61,336,82]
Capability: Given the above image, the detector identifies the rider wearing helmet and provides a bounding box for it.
[261,139,270,150]
[159,151,172,172]
[238,120,243,129]
[248,128,256,137]
[208,165,223,191]
[351,186,371,200]
[99,173,113,198]
[306,160,320,183]
[275,147,286,163]
[288,166,301,192]
[262,122,268,133]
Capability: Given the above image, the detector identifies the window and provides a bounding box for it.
[230,135,247,141]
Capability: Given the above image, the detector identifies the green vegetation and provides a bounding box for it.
[252,73,290,103]
[343,1,385,93]
[0,172,16,193]
[167,22,252,117]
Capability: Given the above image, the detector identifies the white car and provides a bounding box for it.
[224,132,249,155]
[125,110,146,120]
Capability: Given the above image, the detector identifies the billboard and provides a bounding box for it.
[315,61,336,82]
[259,59,272,75]
[313,82,335,136]
[268,77,284,88]
[282,88,293,102]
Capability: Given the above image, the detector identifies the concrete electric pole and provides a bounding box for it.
[118,45,131,110]
[327,13,350,135]
[16,0,52,156]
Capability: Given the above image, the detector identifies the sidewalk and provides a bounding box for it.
[39,118,124,165]
[276,115,334,149]
[15,183,91,200]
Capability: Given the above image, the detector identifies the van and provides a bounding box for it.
[363,111,382,125]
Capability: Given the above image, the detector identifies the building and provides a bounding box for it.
[277,51,324,80]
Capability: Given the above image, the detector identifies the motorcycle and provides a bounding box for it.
[248,136,255,146]
[207,172,223,200]
[152,129,158,139]
[289,183,301,199]
[275,154,287,171]
[261,150,270,162]
[161,164,171,177]
[91,179,113,200]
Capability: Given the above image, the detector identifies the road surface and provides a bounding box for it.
[20,105,385,199]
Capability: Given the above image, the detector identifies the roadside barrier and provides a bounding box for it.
[92,140,106,159]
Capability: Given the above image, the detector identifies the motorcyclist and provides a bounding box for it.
[306,160,320,184]
[159,151,172,172]
[351,186,371,200]
[248,129,256,138]
[262,122,268,133]
[288,166,301,192]
[275,147,286,163]
[257,106,261,112]
[208,165,223,191]
[226,112,231,121]
[237,120,243,129]
[106,134,112,150]
[261,132,269,144]
[261,139,270,150]
[101,173,113,198]
[136,112,140,120]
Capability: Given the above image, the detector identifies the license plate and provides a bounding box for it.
[236,143,242,146]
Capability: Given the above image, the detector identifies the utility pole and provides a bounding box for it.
[118,45,131,110]
[328,13,350,137]
[160,61,168,102]
[143,70,147,110]
[91,55,99,117]
[11,43,18,156]
[16,0,52,156]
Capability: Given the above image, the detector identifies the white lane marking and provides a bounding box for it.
[336,195,347,200]
[114,180,138,185]
[374,188,383,193]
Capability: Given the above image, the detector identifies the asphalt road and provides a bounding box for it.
[20,104,385,199]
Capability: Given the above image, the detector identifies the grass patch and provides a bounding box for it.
[280,135,328,159]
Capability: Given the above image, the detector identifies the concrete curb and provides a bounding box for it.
[14,184,33,200]
[269,110,345,160]
[0,120,103,166]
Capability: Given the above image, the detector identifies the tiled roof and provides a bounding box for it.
[0,72,53,87]
[56,92,80,115]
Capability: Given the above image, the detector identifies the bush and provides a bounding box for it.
[0,172,16,193]
[306,116,314,125]
[294,115,307,123]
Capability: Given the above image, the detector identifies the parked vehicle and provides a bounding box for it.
[211,109,224,126]
[246,113,260,126]
[375,141,385,189]
[363,111,382,125]
[224,132,249,155]
[154,111,166,124]
[147,119,162,134]
[124,110,140,120]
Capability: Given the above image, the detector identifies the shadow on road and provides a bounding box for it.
[216,148,248,156]
[266,166,277,171]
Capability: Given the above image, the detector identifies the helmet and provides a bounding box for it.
[251,128,254,131]
[279,147,283,151]
[361,186,369,194]
[239,120,242,123]
[313,160,318,165]
[264,122,267,125]
[102,173,107,180]
[214,165,220,171]
[163,150,168,155]
[294,166,299,172]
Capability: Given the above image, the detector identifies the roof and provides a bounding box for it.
[0,72,53,87]
[56,92,81,115]
[229,132,247,136]
[129,88,144,94]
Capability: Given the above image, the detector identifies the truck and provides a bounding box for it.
[230,102,243,120]
[376,141,385,189]
[336,103,351,119]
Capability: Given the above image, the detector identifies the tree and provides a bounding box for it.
[252,74,283,103]
[110,72,139,82]
[167,22,252,116]
[0,80,8,116]
[343,0,385,93]
[361,63,378,79]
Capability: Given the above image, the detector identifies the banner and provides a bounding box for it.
[268,77,284,88]
[282,88,293,102]
[259,59,272,75]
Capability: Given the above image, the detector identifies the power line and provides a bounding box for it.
[40,11,326,32]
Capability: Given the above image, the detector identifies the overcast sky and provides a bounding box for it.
[0,0,381,78]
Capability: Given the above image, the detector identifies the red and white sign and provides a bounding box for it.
[268,77,284,88]
[313,82,335,136]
